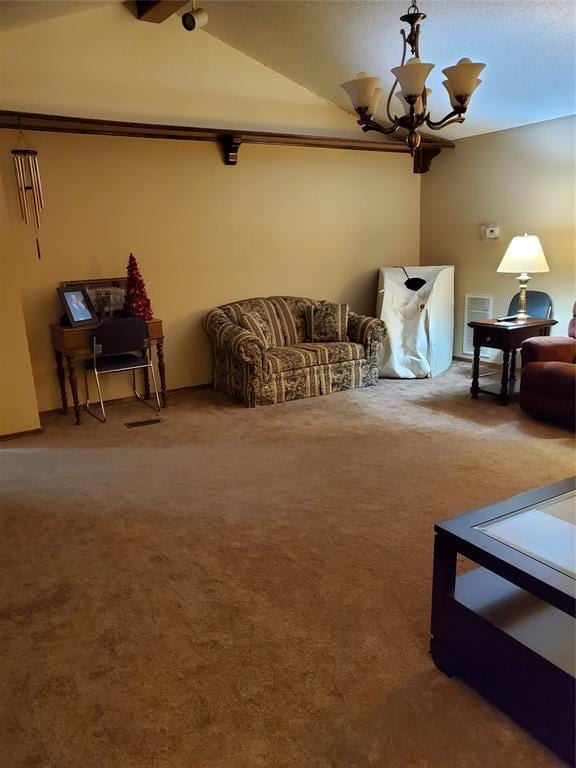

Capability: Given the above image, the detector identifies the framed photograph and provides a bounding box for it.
[61,278,127,319]
[57,286,97,326]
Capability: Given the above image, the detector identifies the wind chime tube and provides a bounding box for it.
[13,154,30,224]
[28,156,42,228]
[31,154,44,208]
[12,155,26,221]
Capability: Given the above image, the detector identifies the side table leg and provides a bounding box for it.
[66,355,82,425]
[470,345,481,399]
[509,350,517,382]
[157,340,167,407]
[55,350,68,414]
[500,351,511,405]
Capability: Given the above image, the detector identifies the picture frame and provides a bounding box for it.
[61,278,127,320]
[57,286,97,327]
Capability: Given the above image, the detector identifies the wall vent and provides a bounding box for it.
[463,294,493,358]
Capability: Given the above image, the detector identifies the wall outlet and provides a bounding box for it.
[480,224,500,240]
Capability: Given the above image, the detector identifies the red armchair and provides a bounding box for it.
[520,303,576,429]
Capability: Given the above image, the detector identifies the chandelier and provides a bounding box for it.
[340,1,485,154]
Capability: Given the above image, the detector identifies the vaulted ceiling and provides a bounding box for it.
[1,0,574,138]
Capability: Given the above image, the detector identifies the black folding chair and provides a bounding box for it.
[84,317,161,422]
[507,290,552,320]
[508,291,553,378]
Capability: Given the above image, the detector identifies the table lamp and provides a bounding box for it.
[497,234,550,320]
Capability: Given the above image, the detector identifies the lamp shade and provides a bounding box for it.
[370,87,385,115]
[396,88,431,116]
[442,78,481,110]
[442,58,485,100]
[497,234,550,274]
[340,72,381,110]
[391,57,434,98]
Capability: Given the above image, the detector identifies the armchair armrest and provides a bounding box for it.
[348,312,387,360]
[521,336,576,366]
[204,309,265,365]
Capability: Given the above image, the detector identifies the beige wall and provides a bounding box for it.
[421,116,576,357]
[0,4,356,136]
[0,200,41,435]
[0,5,419,431]
[0,132,419,416]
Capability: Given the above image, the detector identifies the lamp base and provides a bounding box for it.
[515,272,531,320]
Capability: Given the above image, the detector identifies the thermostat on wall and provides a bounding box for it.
[480,224,500,240]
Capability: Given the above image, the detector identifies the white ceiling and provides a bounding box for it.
[203,0,576,137]
[1,1,575,138]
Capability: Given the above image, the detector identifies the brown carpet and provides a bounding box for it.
[1,363,574,768]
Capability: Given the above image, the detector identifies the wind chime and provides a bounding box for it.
[11,141,45,259]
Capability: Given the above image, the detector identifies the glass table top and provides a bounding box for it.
[474,490,576,579]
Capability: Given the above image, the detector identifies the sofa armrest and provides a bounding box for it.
[348,312,387,360]
[204,309,265,365]
[521,336,576,366]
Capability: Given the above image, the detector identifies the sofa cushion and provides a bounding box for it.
[264,342,364,374]
[270,296,319,345]
[220,298,284,346]
[306,303,349,342]
[239,311,272,349]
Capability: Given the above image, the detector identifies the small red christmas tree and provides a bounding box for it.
[124,253,153,320]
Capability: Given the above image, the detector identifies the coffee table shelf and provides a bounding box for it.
[431,477,576,765]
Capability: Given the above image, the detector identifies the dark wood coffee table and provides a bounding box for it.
[430,477,575,765]
[468,317,557,404]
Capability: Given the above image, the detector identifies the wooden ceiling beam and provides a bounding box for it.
[0,110,453,173]
[135,1,189,24]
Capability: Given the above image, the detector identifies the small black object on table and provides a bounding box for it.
[430,477,575,765]
[468,317,557,405]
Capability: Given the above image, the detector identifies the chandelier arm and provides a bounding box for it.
[425,110,465,129]
[385,80,400,124]
[359,118,401,136]
[425,115,465,131]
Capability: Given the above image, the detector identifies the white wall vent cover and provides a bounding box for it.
[463,294,493,358]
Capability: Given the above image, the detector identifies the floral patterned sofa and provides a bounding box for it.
[204,296,387,407]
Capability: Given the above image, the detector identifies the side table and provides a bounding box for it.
[50,318,167,425]
[468,317,557,405]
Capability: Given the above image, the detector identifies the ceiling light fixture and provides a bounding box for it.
[340,1,485,154]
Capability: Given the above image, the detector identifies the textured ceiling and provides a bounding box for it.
[1,1,574,138]
[203,0,576,137]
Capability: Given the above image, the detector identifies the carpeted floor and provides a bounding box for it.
[1,363,574,768]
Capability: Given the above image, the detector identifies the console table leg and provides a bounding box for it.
[66,355,82,425]
[55,350,68,414]
[499,351,511,406]
[157,340,167,407]
[143,367,151,400]
[470,345,481,399]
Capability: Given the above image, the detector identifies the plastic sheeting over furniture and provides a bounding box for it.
[376,266,454,378]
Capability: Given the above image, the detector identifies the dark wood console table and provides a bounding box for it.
[468,317,557,405]
[50,318,166,425]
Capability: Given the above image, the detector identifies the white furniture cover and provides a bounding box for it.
[376,265,454,378]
